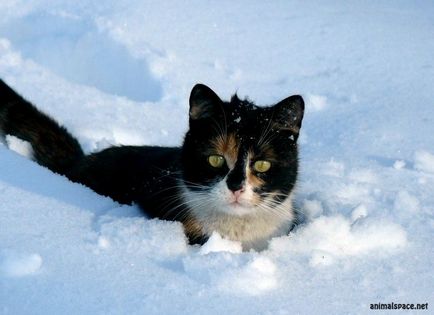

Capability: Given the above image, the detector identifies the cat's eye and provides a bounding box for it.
[253,160,271,173]
[208,155,225,168]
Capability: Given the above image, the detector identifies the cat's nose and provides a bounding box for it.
[233,188,245,199]
[227,180,245,193]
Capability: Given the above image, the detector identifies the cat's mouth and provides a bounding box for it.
[221,199,256,216]
[224,205,252,216]
[227,194,252,207]
[228,200,248,207]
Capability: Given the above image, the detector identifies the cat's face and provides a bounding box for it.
[181,84,304,217]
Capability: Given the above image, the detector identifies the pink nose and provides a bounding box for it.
[232,188,245,200]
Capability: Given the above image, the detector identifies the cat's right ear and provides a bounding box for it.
[189,84,222,121]
[272,95,305,133]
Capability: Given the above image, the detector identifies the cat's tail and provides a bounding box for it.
[0,79,84,175]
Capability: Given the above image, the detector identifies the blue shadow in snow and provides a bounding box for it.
[0,11,162,103]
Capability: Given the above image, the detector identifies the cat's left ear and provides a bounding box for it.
[272,95,304,133]
[189,84,223,121]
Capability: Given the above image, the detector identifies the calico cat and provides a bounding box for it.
[0,79,304,250]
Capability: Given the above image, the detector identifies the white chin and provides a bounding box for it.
[219,203,255,216]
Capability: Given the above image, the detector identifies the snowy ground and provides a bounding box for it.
[1,1,433,314]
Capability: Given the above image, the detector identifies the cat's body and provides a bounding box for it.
[0,79,304,250]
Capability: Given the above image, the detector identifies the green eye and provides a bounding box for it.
[208,155,225,168]
[254,160,271,173]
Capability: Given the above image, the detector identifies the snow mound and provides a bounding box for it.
[97,216,188,259]
[414,150,434,174]
[217,256,277,296]
[270,215,407,266]
[393,160,406,170]
[302,199,324,219]
[199,232,242,255]
[183,252,277,297]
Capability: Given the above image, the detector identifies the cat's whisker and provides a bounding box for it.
[217,99,228,140]
[161,189,209,206]
[151,183,214,216]
[167,196,211,222]
[257,110,275,147]
[146,180,211,198]
[260,191,291,198]
[181,180,212,189]
[258,128,279,148]
[209,115,228,148]
[211,119,227,145]
[258,204,292,221]
[165,199,200,221]
[257,197,294,219]
[166,191,209,207]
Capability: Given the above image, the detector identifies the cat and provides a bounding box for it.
[0,79,304,251]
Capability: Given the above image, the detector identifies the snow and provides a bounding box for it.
[1,1,433,314]
[393,160,406,170]
[4,135,33,158]
[414,150,434,174]
[270,215,407,264]
[306,94,327,113]
[199,232,242,255]
[0,251,43,277]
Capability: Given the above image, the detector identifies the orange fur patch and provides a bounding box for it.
[246,164,265,188]
[182,215,204,240]
[211,133,239,169]
[246,150,266,190]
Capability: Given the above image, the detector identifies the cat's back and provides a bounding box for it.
[70,145,182,207]
[0,79,15,99]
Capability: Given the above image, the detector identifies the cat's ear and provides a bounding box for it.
[272,95,304,133]
[189,84,222,120]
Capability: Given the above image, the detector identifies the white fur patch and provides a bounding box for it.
[207,174,257,216]
[182,183,294,251]
[5,135,34,159]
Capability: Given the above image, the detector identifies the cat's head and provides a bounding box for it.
[181,84,304,217]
